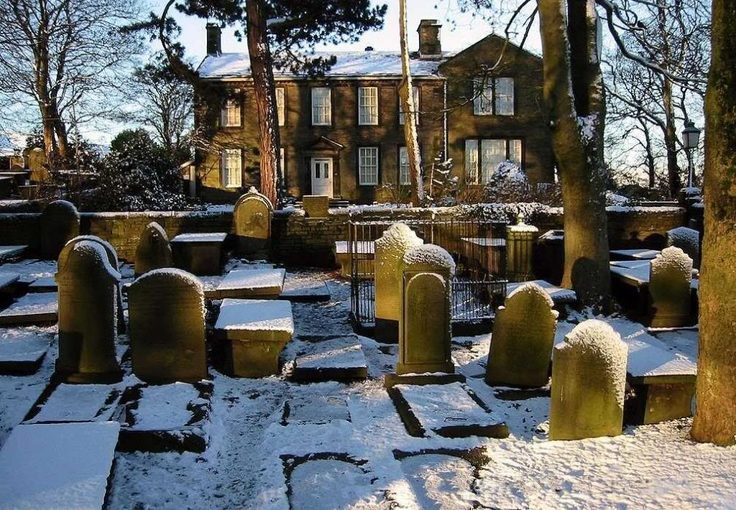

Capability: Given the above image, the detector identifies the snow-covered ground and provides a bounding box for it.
[0,265,734,509]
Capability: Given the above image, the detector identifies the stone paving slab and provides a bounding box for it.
[0,327,52,374]
[280,277,330,302]
[216,268,286,299]
[282,394,351,425]
[0,292,57,326]
[0,245,27,263]
[27,275,57,293]
[0,421,120,510]
[388,382,508,438]
[291,335,368,383]
[25,384,121,424]
[0,273,19,292]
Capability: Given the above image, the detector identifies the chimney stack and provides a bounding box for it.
[206,23,222,56]
[417,19,442,58]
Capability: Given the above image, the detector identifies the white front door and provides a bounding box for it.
[311,158,333,197]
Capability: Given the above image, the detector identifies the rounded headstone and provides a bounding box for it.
[649,246,693,328]
[486,282,558,387]
[55,240,122,383]
[549,320,627,440]
[666,226,700,268]
[135,222,173,276]
[128,268,207,384]
[40,200,80,259]
[233,187,273,257]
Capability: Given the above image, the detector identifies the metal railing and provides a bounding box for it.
[348,217,508,328]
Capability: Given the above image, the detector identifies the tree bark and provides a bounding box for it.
[663,78,682,196]
[691,0,736,446]
[398,0,423,206]
[246,0,281,207]
[539,0,611,310]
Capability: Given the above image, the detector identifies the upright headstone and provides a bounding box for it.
[62,235,126,333]
[128,268,207,384]
[135,222,173,276]
[649,246,693,328]
[666,226,700,269]
[374,223,423,342]
[506,213,539,281]
[55,240,122,383]
[397,245,456,375]
[233,187,273,258]
[549,320,627,440]
[39,200,80,260]
[485,282,558,387]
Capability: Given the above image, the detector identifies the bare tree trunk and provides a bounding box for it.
[539,0,611,310]
[691,0,736,446]
[642,121,656,188]
[246,0,281,207]
[663,78,682,196]
[53,104,71,163]
[398,0,423,206]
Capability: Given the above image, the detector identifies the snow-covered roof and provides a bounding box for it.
[198,51,447,80]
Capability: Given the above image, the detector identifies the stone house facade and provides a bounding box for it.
[195,21,554,203]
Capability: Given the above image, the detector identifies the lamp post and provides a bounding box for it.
[682,120,701,188]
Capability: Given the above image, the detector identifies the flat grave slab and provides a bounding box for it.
[215,268,286,299]
[282,394,351,425]
[0,327,53,374]
[0,245,27,262]
[290,335,368,383]
[283,454,386,510]
[0,421,120,510]
[506,279,577,306]
[396,448,489,509]
[214,298,294,377]
[25,384,121,424]
[0,292,57,326]
[115,381,213,453]
[610,260,699,290]
[610,248,661,261]
[27,275,57,292]
[388,382,508,438]
[0,272,19,292]
[280,275,330,302]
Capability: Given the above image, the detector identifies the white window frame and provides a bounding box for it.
[276,87,285,126]
[311,87,331,126]
[358,147,379,186]
[220,94,242,127]
[399,86,420,125]
[221,148,242,188]
[473,77,514,116]
[358,86,379,126]
[399,146,410,185]
[465,138,523,184]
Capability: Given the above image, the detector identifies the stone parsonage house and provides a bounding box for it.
[195,20,554,203]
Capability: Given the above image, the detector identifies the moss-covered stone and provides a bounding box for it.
[485,282,558,387]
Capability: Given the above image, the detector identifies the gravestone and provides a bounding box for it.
[649,246,693,328]
[128,268,207,384]
[135,222,172,276]
[666,226,700,268]
[55,240,122,383]
[374,223,423,342]
[397,244,455,375]
[39,200,80,259]
[62,235,126,332]
[302,195,330,218]
[485,282,558,388]
[233,187,273,258]
[549,320,627,440]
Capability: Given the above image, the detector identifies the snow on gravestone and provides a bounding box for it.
[485,282,558,388]
[128,268,207,384]
[549,320,627,440]
[398,244,455,375]
[135,221,173,276]
[55,240,122,384]
[649,246,693,328]
[666,226,700,268]
[61,235,126,333]
[0,422,120,510]
[374,223,423,343]
[39,200,80,260]
[233,187,273,257]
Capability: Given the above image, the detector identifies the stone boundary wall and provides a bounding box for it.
[0,206,686,268]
